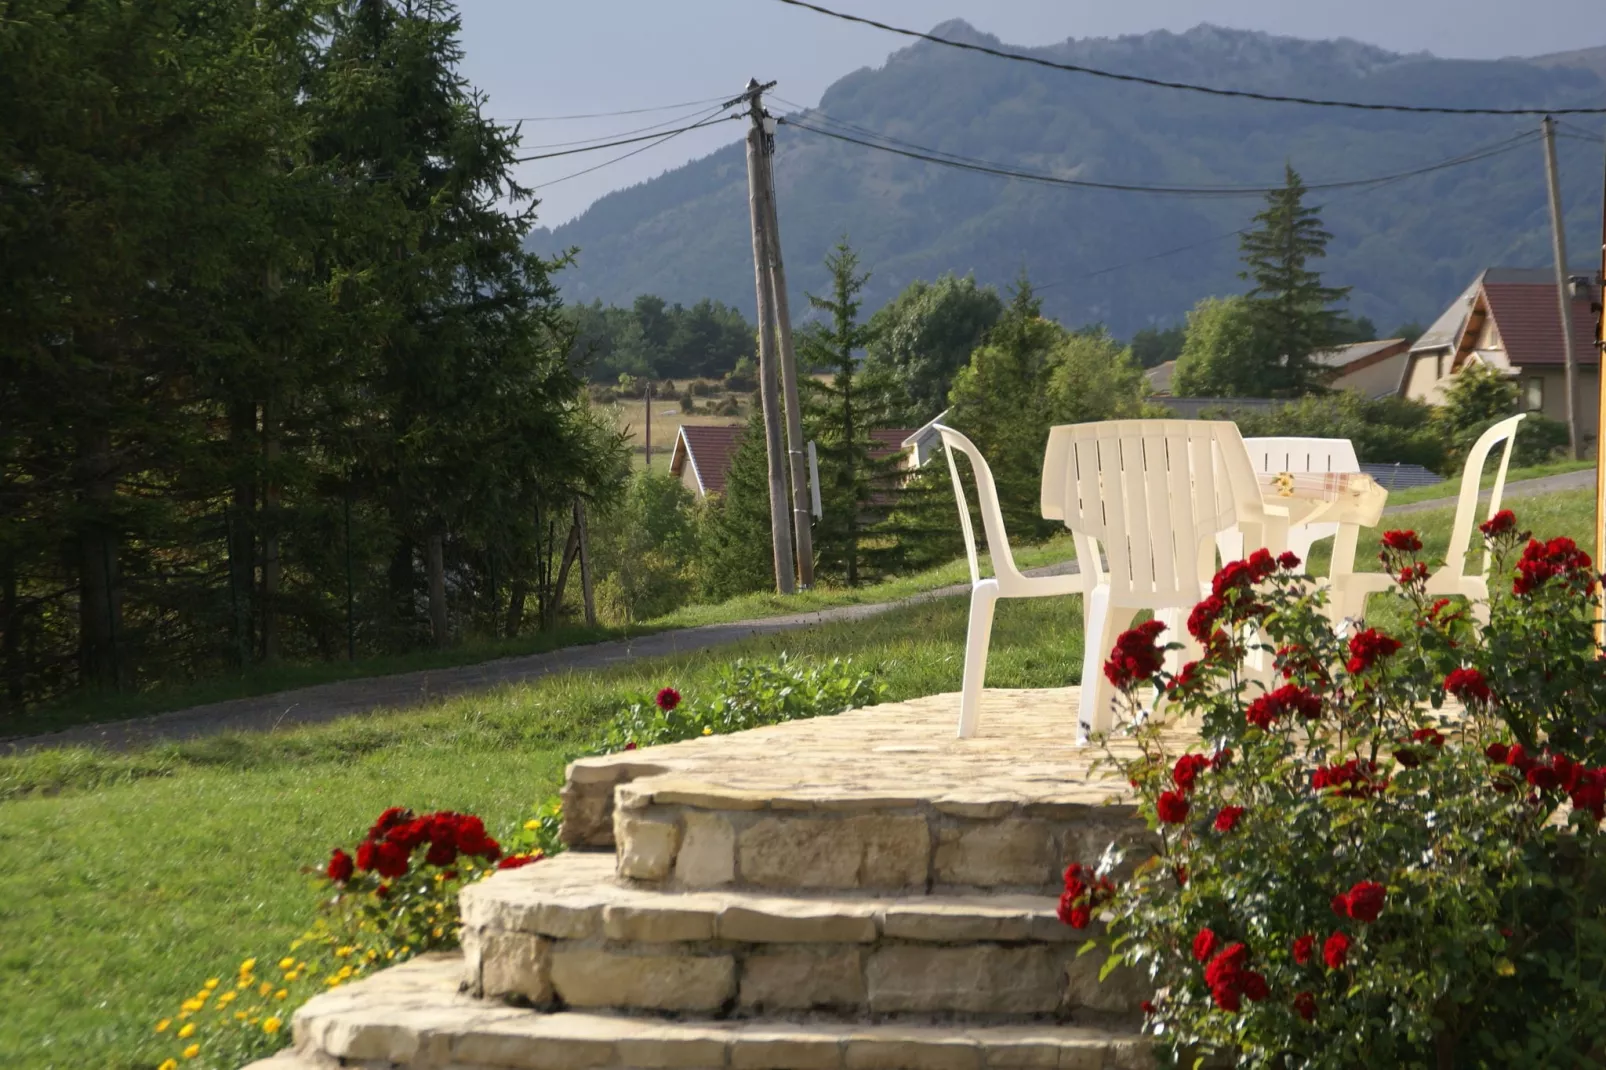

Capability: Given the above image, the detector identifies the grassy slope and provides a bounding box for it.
[0,592,1084,1070]
[1380,458,1592,508]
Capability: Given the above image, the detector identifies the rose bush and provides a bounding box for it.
[1076,512,1606,1068]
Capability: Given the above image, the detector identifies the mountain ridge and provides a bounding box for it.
[529,21,1605,338]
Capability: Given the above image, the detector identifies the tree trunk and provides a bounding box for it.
[426,531,449,647]
[504,580,527,636]
[2,556,21,705]
[546,522,581,630]
[260,398,281,661]
[76,427,121,690]
[228,401,257,667]
[574,501,597,628]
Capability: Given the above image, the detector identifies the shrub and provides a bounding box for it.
[1231,391,1447,473]
[1081,515,1606,1068]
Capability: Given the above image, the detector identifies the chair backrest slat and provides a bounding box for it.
[1447,414,1525,581]
[935,426,1024,585]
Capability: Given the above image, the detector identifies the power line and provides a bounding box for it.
[530,108,741,189]
[494,96,730,122]
[781,117,1542,197]
[515,111,738,163]
[772,0,1606,116]
[516,106,728,151]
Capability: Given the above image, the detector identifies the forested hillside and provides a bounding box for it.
[530,22,1605,336]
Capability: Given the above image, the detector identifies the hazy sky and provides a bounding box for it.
[455,1,1603,226]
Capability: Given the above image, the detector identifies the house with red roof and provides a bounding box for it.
[669,423,920,501]
[1401,268,1601,436]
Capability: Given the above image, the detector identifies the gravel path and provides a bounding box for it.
[9,469,1591,755]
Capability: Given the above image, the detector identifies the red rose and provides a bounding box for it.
[367,806,411,841]
[1156,790,1190,825]
[1294,991,1317,1022]
[1204,943,1253,1011]
[374,840,410,879]
[386,818,429,852]
[373,882,389,899]
[1245,693,1279,731]
[496,851,544,871]
[1242,971,1269,1002]
[1278,550,1301,570]
[1192,928,1219,963]
[1343,881,1386,923]
[1174,864,1188,887]
[1210,748,1233,771]
[1312,759,1384,798]
[1187,595,1226,642]
[1397,563,1430,587]
[1526,766,1561,791]
[1322,931,1351,970]
[1104,620,1167,689]
[1485,742,1510,764]
[655,687,681,711]
[1346,629,1402,675]
[1479,509,1516,537]
[355,839,378,873]
[1211,984,1242,1012]
[1444,668,1492,706]
[1062,902,1091,929]
[1172,753,1210,792]
[1246,548,1278,582]
[1214,805,1245,833]
[1330,894,1348,917]
[1212,560,1253,598]
[454,815,491,855]
[1412,727,1445,748]
[1292,934,1314,965]
[1381,530,1423,553]
[425,841,458,868]
[1506,744,1534,773]
[1141,1000,1155,1015]
[623,741,638,751]
[326,848,355,884]
[1571,777,1606,821]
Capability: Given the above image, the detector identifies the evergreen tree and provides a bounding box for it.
[799,240,889,587]
[1238,165,1352,395]
[696,412,779,601]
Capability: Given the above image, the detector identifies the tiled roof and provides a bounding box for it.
[1481,277,1600,368]
[1312,339,1406,369]
[672,424,746,497]
[869,428,916,461]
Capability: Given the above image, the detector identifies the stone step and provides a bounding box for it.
[281,952,1154,1070]
[608,774,1146,896]
[459,852,1148,1021]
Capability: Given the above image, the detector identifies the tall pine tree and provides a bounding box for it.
[1238,165,1352,395]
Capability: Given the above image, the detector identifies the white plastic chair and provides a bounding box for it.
[1219,437,1362,569]
[1328,414,1524,627]
[934,426,1089,739]
[1041,420,1273,735]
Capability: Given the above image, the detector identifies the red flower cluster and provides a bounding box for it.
[1322,931,1351,969]
[1104,619,1167,689]
[655,687,681,712]
[1443,667,1491,706]
[1293,990,1317,1022]
[1213,805,1245,832]
[1513,536,1596,597]
[1311,758,1385,799]
[1393,726,1446,768]
[1156,790,1190,825]
[1487,743,1606,818]
[1291,933,1314,965]
[1172,753,1211,791]
[1332,880,1387,923]
[1244,683,1322,730]
[1380,530,1423,554]
[1202,941,1269,1012]
[1396,562,1431,588]
[496,851,544,871]
[1187,550,1291,643]
[343,808,502,884]
[326,848,355,884]
[1346,628,1402,675]
[1058,862,1116,929]
[1479,509,1517,538]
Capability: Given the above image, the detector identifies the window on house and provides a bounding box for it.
[1525,377,1544,412]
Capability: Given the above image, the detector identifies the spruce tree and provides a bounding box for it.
[1238,165,1352,395]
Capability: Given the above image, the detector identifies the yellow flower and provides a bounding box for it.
[259,982,273,996]
[326,975,343,987]
[182,1043,200,1059]
[218,990,236,1006]
[239,957,257,974]
[432,927,443,939]
[274,989,288,1000]
[155,1019,171,1034]
[234,1010,247,1021]
[338,965,354,979]
[335,946,353,958]
[177,1023,196,1039]
[701,725,712,736]
[180,999,203,1013]
[284,970,299,982]
[366,950,378,961]
[523,819,540,831]
[263,1016,283,1034]
[159,1061,178,1070]
[203,977,219,990]
[278,957,295,970]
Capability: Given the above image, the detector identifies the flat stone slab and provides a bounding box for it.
[281,953,1154,1070]
[563,688,1197,849]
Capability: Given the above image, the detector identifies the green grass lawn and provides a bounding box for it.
[0,591,1085,1070]
[1381,457,1593,508]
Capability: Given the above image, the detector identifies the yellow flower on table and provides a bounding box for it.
[182,1043,200,1059]
[263,1016,283,1034]
[177,1022,196,1039]
[1272,471,1296,498]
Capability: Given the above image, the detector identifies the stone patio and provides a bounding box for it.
[251,687,1172,1070]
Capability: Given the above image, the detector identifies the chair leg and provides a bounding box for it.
[1080,589,1138,740]
[958,581,1000,739]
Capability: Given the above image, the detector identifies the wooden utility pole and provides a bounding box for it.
[643,380,652,467]
[1592,125,1606,645]
[742,79,797,594]
[757,106,816,589]
[1542,116,1583,460]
